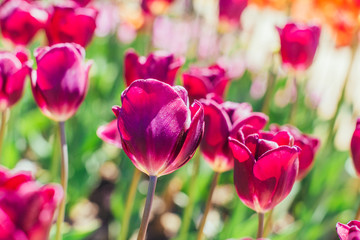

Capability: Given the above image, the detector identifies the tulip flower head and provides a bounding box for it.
[337,221,360,240]
[0,167,63,240]
[141,0,175,15]
[351,118,360,176]
[218,0,248,32]
[45,4,97,48]
[124,49,184,87]
[0,50,31,111]
[270,124,320,180]
[182,64,230,102]
[229,127,300,213]
[0,0,48,46]
[31,43,92,122]
[200,96,268,172]
[112,79,204,177]
[277,22,321,71]
[97,119,122,149]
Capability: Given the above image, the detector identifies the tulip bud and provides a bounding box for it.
[112,79,204,177]
[218,0,248,32]
[31,43,92,122]
[351,119,360,176]
[337,221,360,240]
[277,22,320,71]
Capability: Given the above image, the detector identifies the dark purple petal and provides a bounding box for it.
[352,119,360,176]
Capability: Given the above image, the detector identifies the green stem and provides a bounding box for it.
[55,121,69,240]
[196,171,220,240]
[289,74,298,125]
[179,152,201,239]
[0,109,9,161]
[261,64,277,115]
[137,175,158,240]
[257,212,265,239]
[118,168,142,240]
[263,208,274,237]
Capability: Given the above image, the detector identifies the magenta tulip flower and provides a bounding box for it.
[337,221,360,240]
[0,0,48,46]
[351,119,360,176]
[200,96,268,172]
[0,167,63,240]
[31,43,92,122]
[124,49,184,87]
[270,124,320,180]
[112,79,204,177]
[219,0,248,31]
[141,0,175,15]
[0,50,31,111]
[277,22,321,71]
[182,64,230,102]
[97,119,122,149]
[229,128,300,213]
[45,4,97,48]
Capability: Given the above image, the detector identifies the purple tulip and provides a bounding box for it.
[277,22,320,71]
[0,167,63,240]
[182,64,230,103]
[97,119,122,149]
[112,79,204,177]
[45,4,97,48]
[337,221,360,240]
[270,124,320,180]
[31,43,92,122]
[351,119,360,176]
[0,50,31,111]
[124,49,184,87]
[219,0,248,31]
[200,95,268,172]
[229,127,300,213]
[0,0,48,46]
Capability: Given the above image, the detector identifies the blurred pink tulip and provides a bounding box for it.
[270,124,320,180]
[337,221,360,240]
[112,79,204,177]
[0,0,48,45]
[229,127,300,213]
[182,64,230,102]
[141,0,175,15]
[97,119,122,149]
[45,4,97,48]
[124,49,184,87]
[200,96,268,172]
[351,119,360,176]
[277,22,320,71]
[31,43,92,122]
[0,50,31,111]
[0,167,63,240]
[219,0,248,31]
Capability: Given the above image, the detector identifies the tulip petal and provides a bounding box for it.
[97,119,122,149]
[337,222,350,240]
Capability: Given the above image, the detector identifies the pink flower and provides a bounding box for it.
[219,0,248,31]
[141,0,175,15]
[112,79,204,177]
[0,0,48,46]
[270,124,320,180]
[182,64,230,102]
[229,127,300,213]
[351,119,360,176]
[97,119,122,149]
[0,167,63,240]
[31,43,92,122]
[200,96,268,172]
[337,221,360,240]
[277,22,320,71]
[124,49,184,87]
[45,4,97,48]
[0,49,31,111]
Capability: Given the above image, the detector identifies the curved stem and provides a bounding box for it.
[196,171,220,240]
[0,109,9,161]
[179,152,200,239]
[137,175,158,240]
[263,208,274,237]
[356,203,360,220]
[289,73,298,125]
[55,121,69,240]
[257,212,265,239]
[261,61,277,115]
[119,168,142,240]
